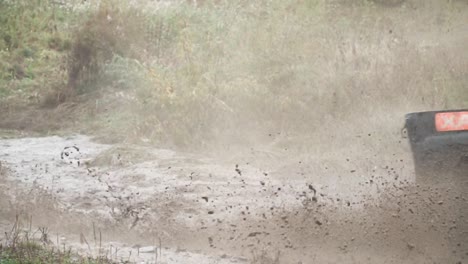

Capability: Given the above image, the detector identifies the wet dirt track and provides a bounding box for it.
[0,135,467,263]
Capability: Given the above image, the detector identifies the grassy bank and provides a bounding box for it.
[0,0,467,149]
[0,216,115,264]
[0,0,76,102]
[0,241,109,264]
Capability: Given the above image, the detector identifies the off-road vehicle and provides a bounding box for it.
[405,110,468,185]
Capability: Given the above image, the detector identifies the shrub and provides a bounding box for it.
[66,1,148,95]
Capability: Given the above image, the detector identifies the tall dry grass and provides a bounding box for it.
[83,0,467,148]
[1,0,467,150]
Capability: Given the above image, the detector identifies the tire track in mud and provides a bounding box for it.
[0,135,467,263]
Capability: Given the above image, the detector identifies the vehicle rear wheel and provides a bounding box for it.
[413,143,466,185]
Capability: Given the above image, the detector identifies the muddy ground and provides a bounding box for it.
[0,0,467,263]
[0,133,466,263]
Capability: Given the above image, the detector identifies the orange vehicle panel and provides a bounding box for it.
[435,111,468,132]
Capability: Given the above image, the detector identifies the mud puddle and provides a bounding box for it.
[0,135,467,263]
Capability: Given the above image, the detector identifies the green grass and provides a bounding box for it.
[0,195,116,264]
[0,0,75,101]
[0,0,467,149]
[1,242,68,264]
[0,243,114,264]
[0,216,118,264]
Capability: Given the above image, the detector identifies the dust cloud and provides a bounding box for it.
[1,0,468,263]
